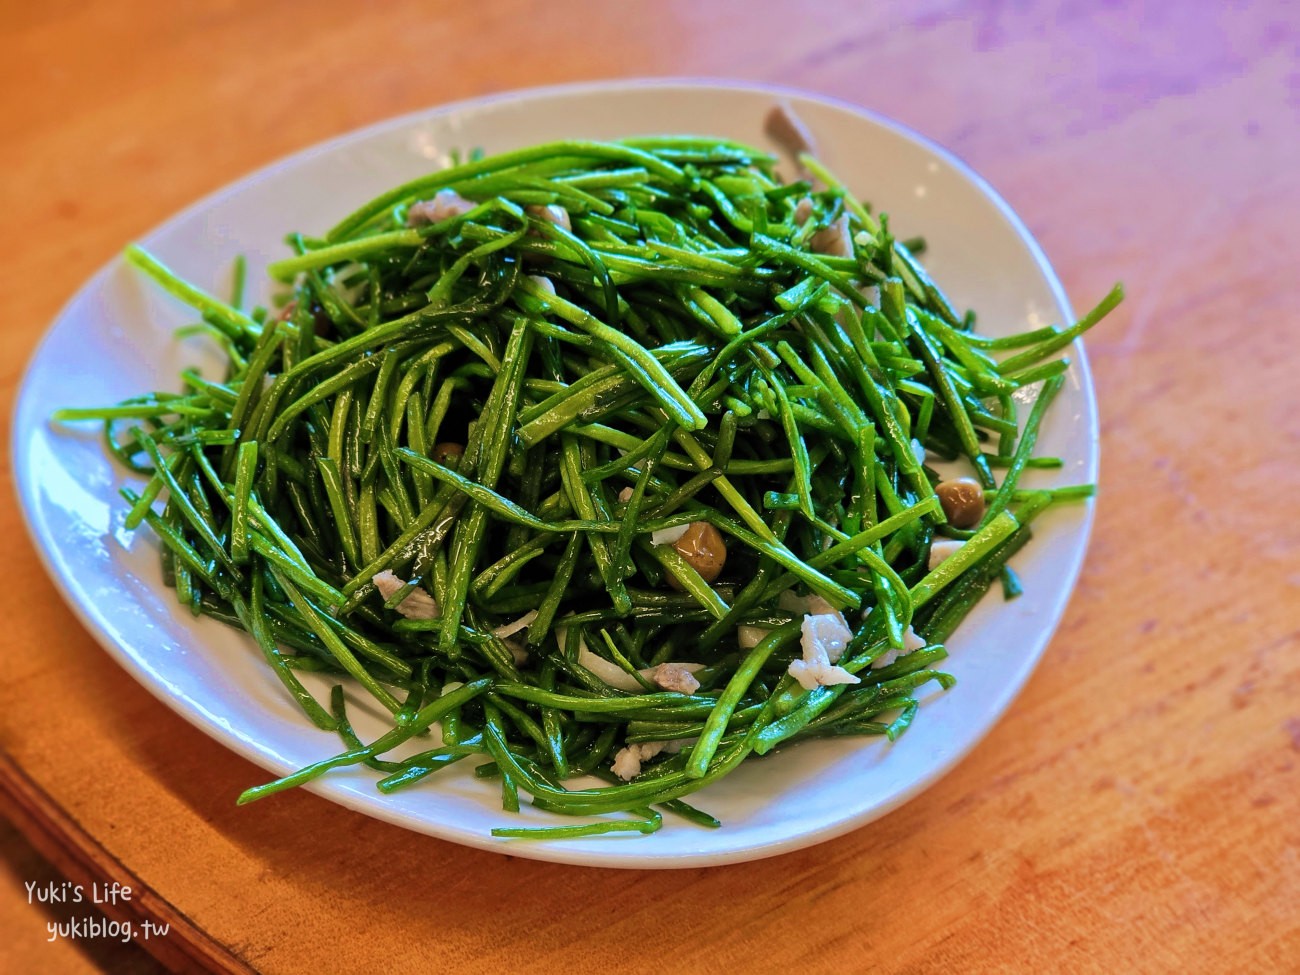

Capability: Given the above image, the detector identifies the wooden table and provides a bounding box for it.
[4,2,1297,971]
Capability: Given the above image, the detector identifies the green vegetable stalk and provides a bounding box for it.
[56,135,1120,837]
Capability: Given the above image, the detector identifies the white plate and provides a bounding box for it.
[13,80,1097,868]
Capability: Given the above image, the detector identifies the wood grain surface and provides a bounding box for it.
[3,2,1297,972]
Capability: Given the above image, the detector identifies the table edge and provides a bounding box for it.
[0,750,258,975]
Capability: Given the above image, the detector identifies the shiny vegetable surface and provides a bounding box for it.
[55,135,1120,837]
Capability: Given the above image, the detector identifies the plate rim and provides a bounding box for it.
[11,77,1097,868]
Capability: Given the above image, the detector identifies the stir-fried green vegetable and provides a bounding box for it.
[56,135,1120,838]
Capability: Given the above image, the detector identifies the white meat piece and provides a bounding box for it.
[805,610,853,663]
[525,203,572,233]
[871,646,903,671]
[928,539,965,571]
[777,590,838,618]
[611,740,669,781]
[371,570,405,600]
[793,197,814,225]
[764,101,819,167]
[406,189,475,226]
[651,663,700,695]
[787,611,860,690]
[372,570,439,620]
[572,636,704,694]
[810,213,853,258]
[393,588,439,620]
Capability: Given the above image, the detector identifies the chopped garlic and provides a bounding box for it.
[611,734,696,780]
[527,274,556,296]
[503,639,529,666]
[611,740,667,781]
[371,570,439,620]
[406,189,475,226]
[492,610,538,640]
[570,634,704,693]
[490,611,536,666]
[651,523,690,546]
[787,610,859,690]
[617,486,635,503]
[928,539,965,570]
[525,203,572,233]
[575,643,644,691]
[737,624,771,649]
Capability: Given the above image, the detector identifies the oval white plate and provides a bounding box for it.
[13,80,1096,868]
